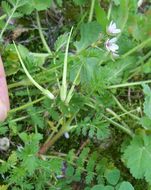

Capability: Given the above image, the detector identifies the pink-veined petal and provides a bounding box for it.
[109,37,117,43]
[109,44,119,52]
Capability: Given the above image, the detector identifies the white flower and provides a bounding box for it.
[107,21,121,35]
[112,52,119,58]
[105,38,119,52]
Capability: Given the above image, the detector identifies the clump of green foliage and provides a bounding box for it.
[0,0,151,189]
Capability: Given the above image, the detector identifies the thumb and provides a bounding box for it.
[0,56,10,122]
[0,100,8,122]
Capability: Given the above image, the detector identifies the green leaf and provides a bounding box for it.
[72,0,87,5]
[54,33,69,52]
[113,0,120,6]
[74,22,101,52]
[22,155,38,174]
[66,165,75,178]
[96,123,110,140]
[32,0,51,11]
[1,1,12,16]
[95,1,108,31]
[91,185,114,190]
[81,57,98,83]
[19,0,52,14]
[86,152,98,184]
[140,116,151,130]
[118,181,134,190]
[27,106,45,129]
[143,84,151,119]
[123,134,151,183]
[77,147,90,167]
[104,168,120,185]
[56,0,62,6]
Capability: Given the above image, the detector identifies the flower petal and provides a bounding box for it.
[110,37,117,43]
[113,29,121,34]
[109,44,119,52]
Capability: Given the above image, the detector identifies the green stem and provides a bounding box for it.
[103,115,133,137]
[53,57,60,89]
[88,0,96,22]
[0,159,5,163]
[108,79,151,89]
[39,116,74,154]
[0,4,17,40]
[39,126,66,154]
[36,11,52,55]
[9,96,45,113]
[109,108,140,121]
[112,95,140,120]
[39,121,68,154]
[14,42,55,100]
[107,1,112,20]
[65,65,82,104]
[128,50,151,80]
[106,108,129,129]
[122,37,151,58]
[8,65,61,89]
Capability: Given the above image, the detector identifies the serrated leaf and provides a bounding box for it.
[27,106,44,129]
[104,168,120,185]
[66,165,74,178]
[54,33,68,52]
[95,1,108,31]
[140,116,151,130]
[118,181,134,190]
[74,22,101,52]
[96,123,110,140]
[1,1,11,15]
[32,0,52,11]
[86,152,98,184]
[91,185,114,190]
[22,155,38,174]
[8,151,18,166]
[12,12,23,18]
[123,134,151,183]
[19,0,52,14]
[77,147,90,167]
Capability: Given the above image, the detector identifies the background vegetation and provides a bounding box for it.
[0,0,151,189]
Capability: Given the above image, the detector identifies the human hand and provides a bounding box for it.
[0,56,10,122]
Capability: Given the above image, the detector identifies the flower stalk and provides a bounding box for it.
[14,42,55,100]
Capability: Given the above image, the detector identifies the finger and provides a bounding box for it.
[0,56,10,121]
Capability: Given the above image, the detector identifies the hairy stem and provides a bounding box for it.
[88,0,96,22]
[103,115,133,137]
[36,11,52,55]
[108,79,151,89]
